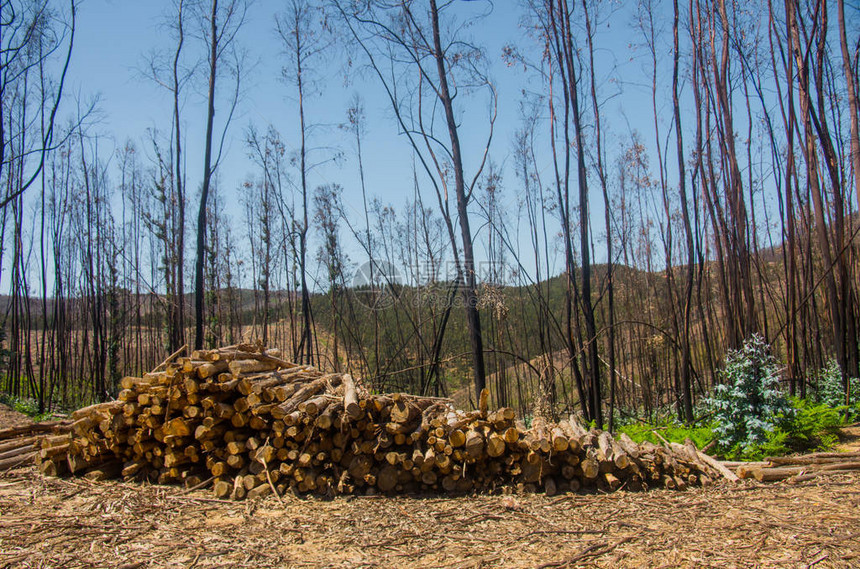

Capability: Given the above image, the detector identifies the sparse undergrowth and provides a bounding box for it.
[616,419,716,449]
[618,337,860,462]
[0,392,59,423]
[617,397,855,461]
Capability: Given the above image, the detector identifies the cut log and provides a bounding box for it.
[789,468,860,483]
[197,360,229,379]
[71,402,122,421]
[228,359,277,377]
[0,451,36,471]
[550,427,569,452]
[464,429,485,459]
[0,435,40,454]
[0,443,38,462]
[616,433,640,459]
[765,452,860,466]
[753,466,806,482]
[272,376,331,419]
[696,451,739,482]
[478,388,489,416]
[486,432,506,458]
[0,421,70,440]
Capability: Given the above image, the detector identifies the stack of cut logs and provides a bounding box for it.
[0,422,70,472]
[21,344,724,498]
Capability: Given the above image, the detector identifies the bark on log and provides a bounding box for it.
[0,451,37,470]
[0,421,70,440]
[696,450,739,482]
[753,466,806,482]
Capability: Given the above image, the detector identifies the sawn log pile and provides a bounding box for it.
[13,345,725,499]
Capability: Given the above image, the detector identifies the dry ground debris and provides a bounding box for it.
[837,424,860,453]
[1,467,858,568]
[0,404,32,431]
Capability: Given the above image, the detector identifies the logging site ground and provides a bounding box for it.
[1,405,859,569]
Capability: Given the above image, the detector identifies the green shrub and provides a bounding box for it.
[0,392,36,415]
[785,398,843,450]
[708,334,794,454]
[809,358,860,415]
[618,396,846,461]
[619,340,857,461]
[0,392,55,422]
[732,398,845,460]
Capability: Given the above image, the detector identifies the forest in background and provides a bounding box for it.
[1,0,858,429]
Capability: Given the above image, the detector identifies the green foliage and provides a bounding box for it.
[707,334,794,453]
[0,392,37,415]
[619,395,849,462]
[724,398,845,460]
[0,392,56,422]
[782,398,843,451]
[617,419,716,449]
[809,358,860,416]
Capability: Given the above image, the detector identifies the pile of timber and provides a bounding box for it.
[734,451,860,483]
[13,344,723,498]
[0,422,71,472]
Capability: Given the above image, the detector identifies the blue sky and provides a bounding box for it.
[58,0,668,290]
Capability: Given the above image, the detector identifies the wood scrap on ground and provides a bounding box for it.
[735,451,860,483]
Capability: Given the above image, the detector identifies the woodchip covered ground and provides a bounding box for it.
[1,405,859,568]
[2,464,859,567]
